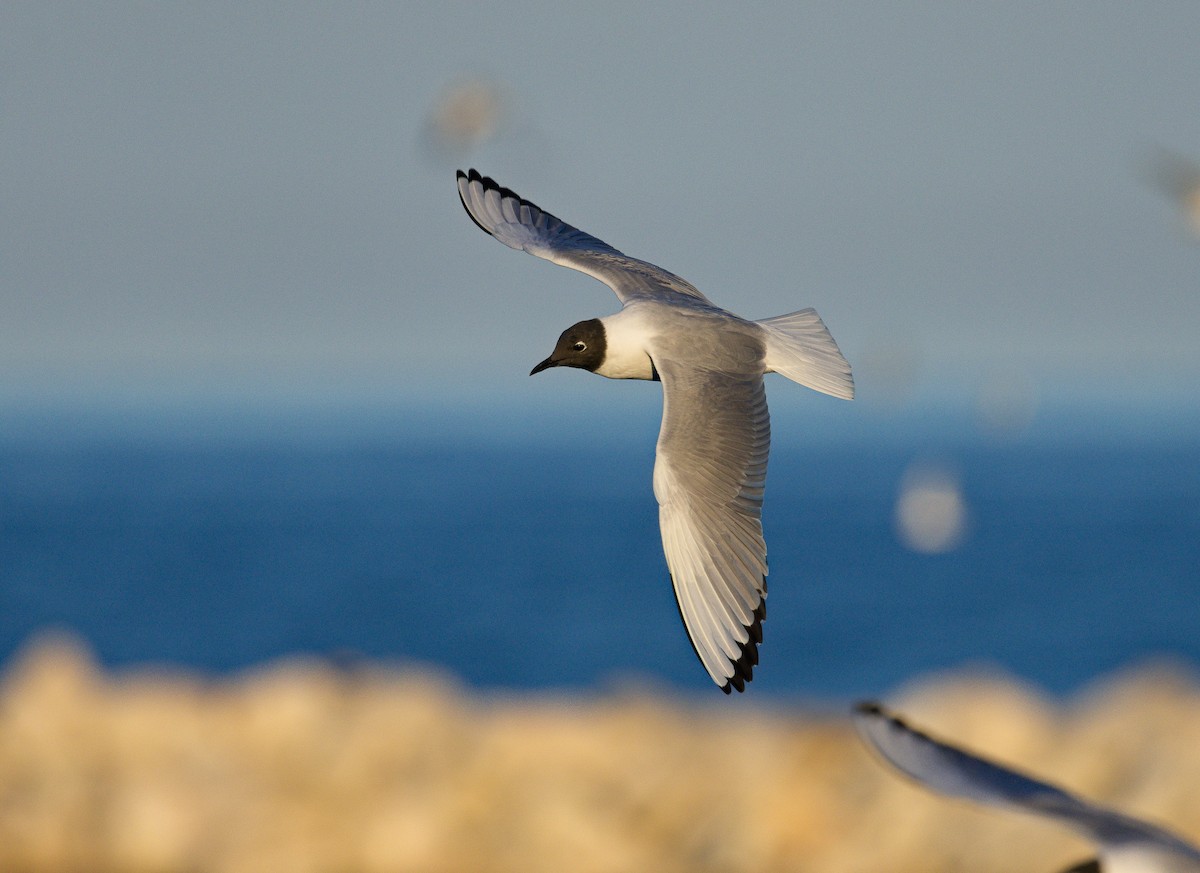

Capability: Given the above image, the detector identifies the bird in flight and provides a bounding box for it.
[457,169,853,692]
[854,702,1200,872]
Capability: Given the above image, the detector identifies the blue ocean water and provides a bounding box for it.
[1,400,1197,699]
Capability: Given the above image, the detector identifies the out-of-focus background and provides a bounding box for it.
[2,3,1198,870]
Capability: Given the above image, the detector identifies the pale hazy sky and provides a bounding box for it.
[4,3,1199,412]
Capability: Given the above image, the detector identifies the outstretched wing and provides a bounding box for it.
[652,355,770,693]
[854,702,1082,810]
[456,169,711,305]
[853,702,1200,866]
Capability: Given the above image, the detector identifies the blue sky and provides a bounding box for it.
[4,3,1199,419]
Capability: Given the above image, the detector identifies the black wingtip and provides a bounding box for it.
[1056,860,1101,873]
[456,168,555,235]
[854,702,916,738]
[456,168,495,238]
[670,573,767,695]
[726,591,767,692]
[458,168,529,206]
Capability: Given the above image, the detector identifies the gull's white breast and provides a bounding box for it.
[595,304,661,380]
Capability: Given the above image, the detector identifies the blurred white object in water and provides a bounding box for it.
[853,702,1200,873]
[894,464,967,554]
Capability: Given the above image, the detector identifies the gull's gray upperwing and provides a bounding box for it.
[456,169,712,305]
[853,702,1200,872]
[652,352,770,693]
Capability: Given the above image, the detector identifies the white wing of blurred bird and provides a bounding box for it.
[853,702,1200,873]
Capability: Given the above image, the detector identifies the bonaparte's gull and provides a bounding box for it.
[457,169,853,693]
[853,702,1200,872]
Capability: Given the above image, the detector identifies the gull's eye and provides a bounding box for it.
[573,341,587,352]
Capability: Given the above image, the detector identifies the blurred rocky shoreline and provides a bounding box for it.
[1,633,1197,873]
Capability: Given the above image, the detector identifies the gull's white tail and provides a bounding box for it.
[758,308,854,400]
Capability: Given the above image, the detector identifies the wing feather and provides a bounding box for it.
[457,169,712,305]
[653,358,770,693]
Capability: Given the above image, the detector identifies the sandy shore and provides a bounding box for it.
[1,633,1197,873]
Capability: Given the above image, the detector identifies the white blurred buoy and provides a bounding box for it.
[894,463,968,554]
